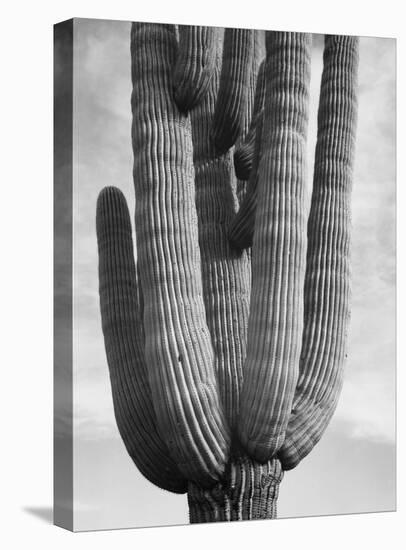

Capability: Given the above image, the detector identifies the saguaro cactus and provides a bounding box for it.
[96,24,359,523]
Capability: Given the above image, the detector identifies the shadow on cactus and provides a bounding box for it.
[96,23,359,523]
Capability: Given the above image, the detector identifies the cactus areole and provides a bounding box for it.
[96,24,359,523]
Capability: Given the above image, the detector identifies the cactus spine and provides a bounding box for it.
[96,24,359,523]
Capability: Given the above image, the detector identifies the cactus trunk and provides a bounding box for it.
[188,455,283,523]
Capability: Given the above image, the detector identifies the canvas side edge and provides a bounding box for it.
[53,18,74,532]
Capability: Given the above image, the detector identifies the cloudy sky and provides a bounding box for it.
[71,19,396,531]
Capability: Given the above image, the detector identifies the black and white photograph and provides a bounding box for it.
[53,16,396,532]
[1,0,405,546]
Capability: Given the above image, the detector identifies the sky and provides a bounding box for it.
[71,19,396,531]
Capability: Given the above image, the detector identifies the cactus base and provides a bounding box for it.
[187,455,283,523]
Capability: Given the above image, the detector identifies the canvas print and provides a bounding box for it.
[54,18,396,531]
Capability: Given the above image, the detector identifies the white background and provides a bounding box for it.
[0,0,403,548]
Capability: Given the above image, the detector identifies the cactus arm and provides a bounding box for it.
[211,28,255,155]
[239,30,266,147]
[237,32,312,462]
[130,22,230,486]
[96,186,187,493]
[229,110,264,250]
[234,59,266,181]
[173,25,217,113]
[235,30,265,205]
[279,35,359,470]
